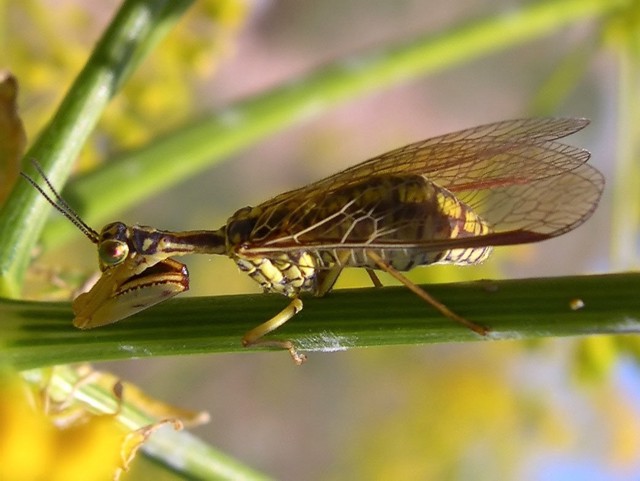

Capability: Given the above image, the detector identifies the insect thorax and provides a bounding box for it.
[223,207,314,296]
[235,252,318,297]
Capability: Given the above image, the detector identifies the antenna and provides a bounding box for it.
[20,160,100,244]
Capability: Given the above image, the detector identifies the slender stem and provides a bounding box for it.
[4,273,639,370]
[611,26,640,268]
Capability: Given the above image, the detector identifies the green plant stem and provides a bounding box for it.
[39,0,623,252]
[3,273,639,370]
[0,0,195,299]
[611,24,640,268]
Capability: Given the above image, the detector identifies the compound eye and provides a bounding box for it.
[98,239,129,266]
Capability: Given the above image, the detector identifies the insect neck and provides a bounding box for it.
[128,225,228,257]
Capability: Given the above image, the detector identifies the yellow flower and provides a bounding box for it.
[0,366,197,481]
[0,368,125,481]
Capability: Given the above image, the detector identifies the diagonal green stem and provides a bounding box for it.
[4,273,639,370]
[0,0,195,298]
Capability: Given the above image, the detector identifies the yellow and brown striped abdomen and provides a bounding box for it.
[434,187,493,265]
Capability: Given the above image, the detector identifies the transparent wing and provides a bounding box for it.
[265,118,591,206]
[242,118,603,255]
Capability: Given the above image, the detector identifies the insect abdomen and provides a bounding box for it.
[434,188,493,265]
[310,175,493,270]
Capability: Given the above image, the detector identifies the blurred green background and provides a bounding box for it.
[4,0,640,480]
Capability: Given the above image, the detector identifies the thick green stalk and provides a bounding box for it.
[4,273,639,370]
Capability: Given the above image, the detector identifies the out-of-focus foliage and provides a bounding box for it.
[0,71,26,203]
[325,344,640,480]
[2,0,248,166]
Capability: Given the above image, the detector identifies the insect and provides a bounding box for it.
[23,118,604,364]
